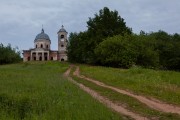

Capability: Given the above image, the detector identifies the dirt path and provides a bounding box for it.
[64,66,149,120]
[73,66,180,115]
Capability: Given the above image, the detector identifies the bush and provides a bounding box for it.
[95,34,160,69]
[133,35,160,68]
[0,43,21,64]
[95,34,137,68]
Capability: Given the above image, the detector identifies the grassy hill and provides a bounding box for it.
[0,62,124,120]
[79,65,180,105]
[0,62,180,120]
[71,64,180,119]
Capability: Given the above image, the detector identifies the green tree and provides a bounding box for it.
[68,7,132,64]
[67,32,90,63]
[133,35,159,68]
[95,34,160,68]
[0,43,21,64]
[95,34,136,68]
[67,7,180,70]
[87,7,132,39]
[149,31,179,69]
[87,7,132,49]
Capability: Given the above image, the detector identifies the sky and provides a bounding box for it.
[0,0,180,52]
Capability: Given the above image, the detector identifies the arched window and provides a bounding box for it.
[41,44,43,48]
[36,45,37,48]
[61,35,64,38]
[61,45,64,47]
[47,45,48,49]
[61,58,64,61]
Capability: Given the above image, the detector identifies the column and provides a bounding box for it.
[47,52,49,60]
[30,52,33,61]
[36,52,38,61]
[42,52,44,61]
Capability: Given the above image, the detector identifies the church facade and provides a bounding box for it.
[23,25,68,62]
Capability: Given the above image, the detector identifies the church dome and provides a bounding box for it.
[34,29,50,42]
[58,25,67,33]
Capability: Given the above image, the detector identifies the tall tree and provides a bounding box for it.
[68,7,132,64]
[87,7,132,43]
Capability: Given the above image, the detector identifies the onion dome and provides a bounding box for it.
[34,29,51,42]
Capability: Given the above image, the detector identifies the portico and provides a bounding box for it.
[30,51,49,61]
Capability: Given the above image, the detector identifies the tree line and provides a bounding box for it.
[0,43,21,65]
[67,7,180,70]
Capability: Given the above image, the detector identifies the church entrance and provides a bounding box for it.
[39,56,42,61]
[38,53,42,61]
[61,58,64,61]
[44,53,48,61]
[45,57,47,61]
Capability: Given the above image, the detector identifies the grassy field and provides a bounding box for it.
[0,62,125,120]
[71,67,180,120]
[79,65,180,105]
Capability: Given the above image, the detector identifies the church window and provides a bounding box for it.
[41,44,43,48]
[36,45,37,48]
[61,35,64,38]
[61,45,64,47]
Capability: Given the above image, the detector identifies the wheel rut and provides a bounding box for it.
[64,66,149,120]
[73,66,180,115]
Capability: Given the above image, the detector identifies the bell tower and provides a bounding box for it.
[57,25,68,61]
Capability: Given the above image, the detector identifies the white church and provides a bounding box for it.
[23,25,68,62]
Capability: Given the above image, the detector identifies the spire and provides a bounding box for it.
[61,25,64,28]
[41,24,44,33]
[41,28,44,33]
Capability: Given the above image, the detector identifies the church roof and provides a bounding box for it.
[34,29,51,42]
[58,25,67,33]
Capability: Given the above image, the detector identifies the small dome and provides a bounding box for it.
[58,25,67,33]
[34,29,50,42]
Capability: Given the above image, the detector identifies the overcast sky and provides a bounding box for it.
[0,0,180,52]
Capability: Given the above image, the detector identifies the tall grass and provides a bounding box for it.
[80,65,180,105]
[0,62,124,120]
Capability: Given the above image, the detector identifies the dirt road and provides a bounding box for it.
[73,66,180,115]
[64,66,149,120]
